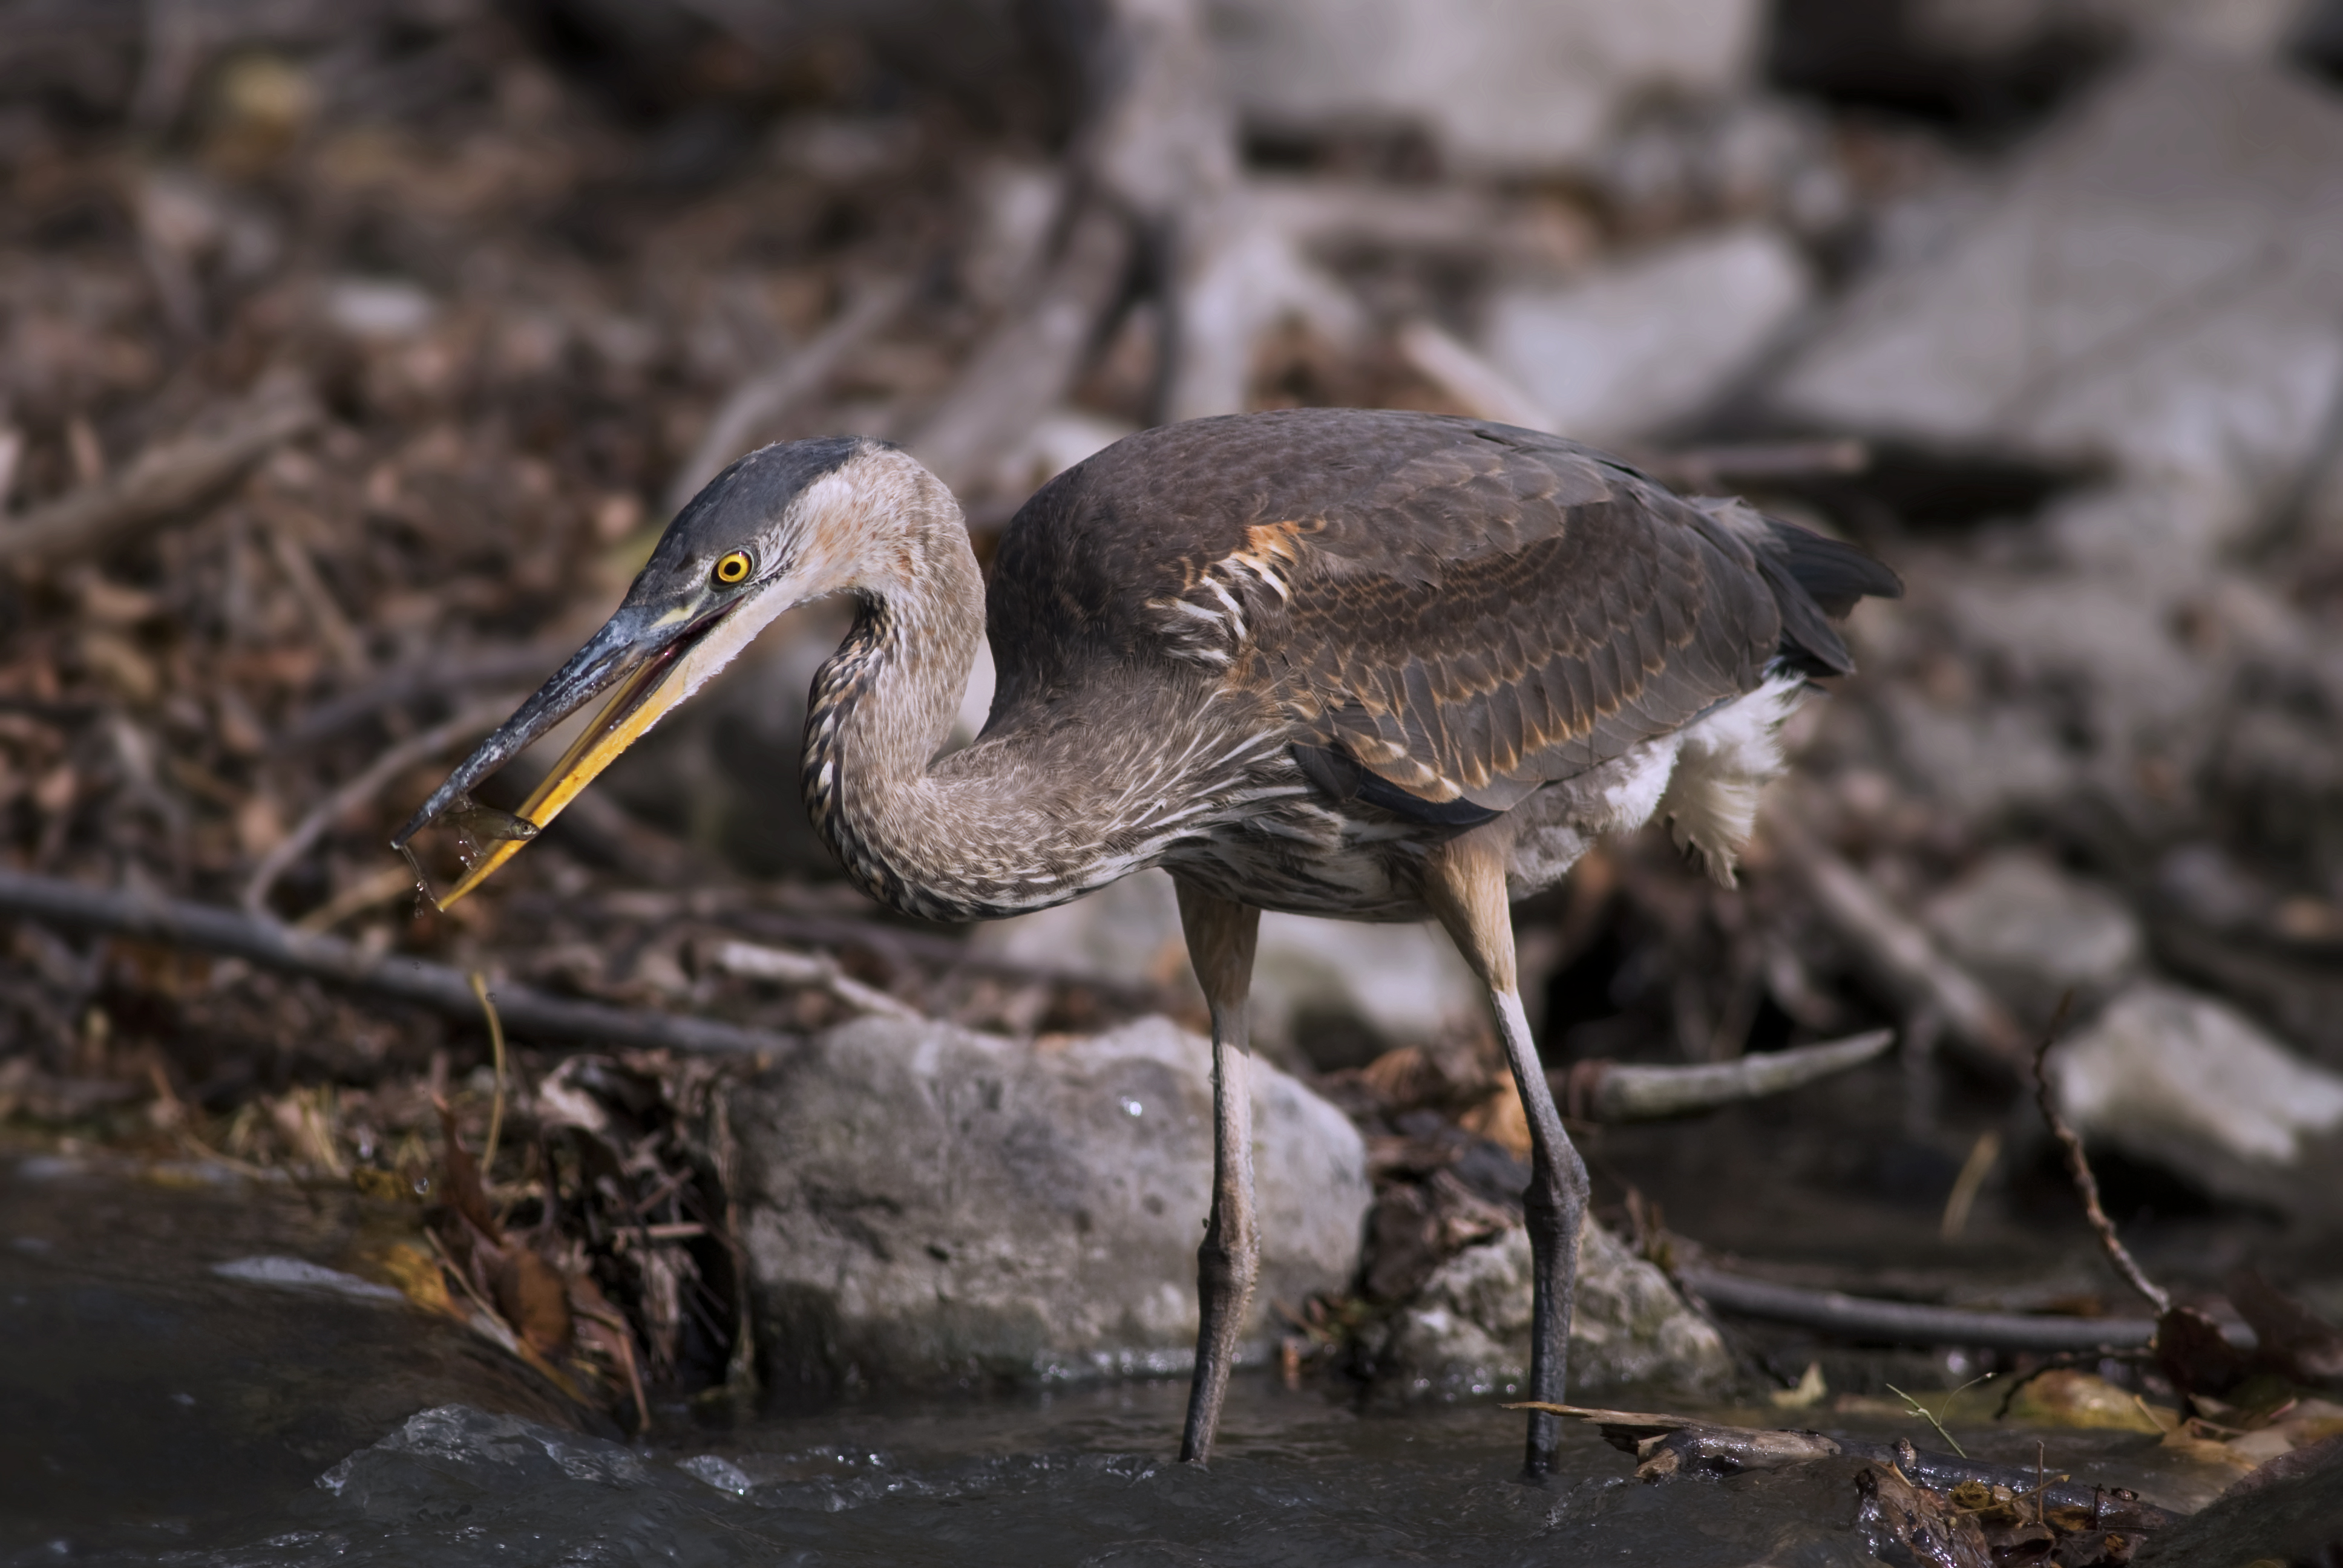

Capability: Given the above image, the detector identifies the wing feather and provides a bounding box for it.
[985,410,1893,818]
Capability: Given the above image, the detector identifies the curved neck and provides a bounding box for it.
[800,479,1090,921]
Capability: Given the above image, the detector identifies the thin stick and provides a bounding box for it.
[1883,1382,1967,1459]
[0,866,793,1057]
[1677,1266,2155,1351]
[1938,1129,2001,1240]
[470,972,508,1180]
[2033,995,2172,1315]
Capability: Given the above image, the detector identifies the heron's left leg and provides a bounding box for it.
[1424,829,1591,1482]
[1172,877,1262,1466]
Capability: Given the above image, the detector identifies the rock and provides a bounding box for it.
[969,869,1486,1071]
[1768,54,2343,557]
[1204,0,1762,175]
[730,1014,1372,1393]
[2137,1432,2343,1567]
[1362,1222,1732,1398]
[1921,853,2142,1019]
[2051,983,2343,1214]
[1483,225,1811,447]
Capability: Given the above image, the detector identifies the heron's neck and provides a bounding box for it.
[801,486,1086,921]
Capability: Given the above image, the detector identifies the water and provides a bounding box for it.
[1,1149,2213,1567]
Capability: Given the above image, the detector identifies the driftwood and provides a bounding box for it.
[1560,1027,1895,1123]
[0,868,793,1057]
[1677,1266,2160,1352]
[0,382,318,571]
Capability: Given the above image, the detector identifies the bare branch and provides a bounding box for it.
[0,867,793,1057]
[2033,999,2172,1315]
[703,937,926,1022]
[1677,1266,2157,1351]
[1560,1028,1895,1123]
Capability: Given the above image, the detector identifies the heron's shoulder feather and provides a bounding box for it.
[986,410,1881,811]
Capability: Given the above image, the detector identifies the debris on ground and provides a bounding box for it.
[1,0,2341,1476]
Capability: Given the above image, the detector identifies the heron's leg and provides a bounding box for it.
[1424,830,1590,1482]
[1173,877,1262,1466]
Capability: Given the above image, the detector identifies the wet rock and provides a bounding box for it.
[1921,852,2142,1020]
[730,1014,1372,1393]
[1362,1221,1732,1397]
[971,869,1484,1071]
[1483,224,1811,447]
[2137,1431,2343,1567]
[2050,982,2343,1215]
[1769,53,2343,557]
[1205,0,1762,174]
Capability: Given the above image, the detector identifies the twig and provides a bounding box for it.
[1884,1382,1968,1459]
[1938,1129,2001,1240]
[0,382,318,571]
[664,275,914,515]
[242,691,528,914]
[1767,811,2027,1074]
[1676,1266,2157,1351]
[1559,1028,1893,1123]
[0,867,797,1057]
[1394,320,1555,432]
[703,938,926,1022]
[2033,995,2172,1315]
[261,518,369,676]
[471,972,509,1178]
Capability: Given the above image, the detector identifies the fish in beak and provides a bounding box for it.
[391,595,752,908]
[387,434,888,908]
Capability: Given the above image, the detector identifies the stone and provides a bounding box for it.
[969,868,1486,1071]
[1921,852,2143,1019]
[2050,983,2343,1214]
[730,1014,1372,1392]
[1203,0,1761,175]
[1362,1222,1733,1399]
[1768,54,2343,556]
[1483,225,1811,447]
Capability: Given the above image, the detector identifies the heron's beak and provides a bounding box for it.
[392,592,753,909]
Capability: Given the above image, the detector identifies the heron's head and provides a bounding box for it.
[393,434,936,907]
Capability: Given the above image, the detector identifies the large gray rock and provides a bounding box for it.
[1922,852,2143,1019]
[1363,1223,1732,1399]
[2051,983,2343,1215]
[1769,53,2343,558]
[1484,225,1812,447]
[732,1014,1371,1392]
[1204,0,1761,175]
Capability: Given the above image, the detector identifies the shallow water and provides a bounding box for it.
[1,1150,2214,1568]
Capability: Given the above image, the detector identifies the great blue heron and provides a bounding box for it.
[396,408,1900,1475]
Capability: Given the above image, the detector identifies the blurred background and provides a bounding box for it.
[3,0,2343,1457]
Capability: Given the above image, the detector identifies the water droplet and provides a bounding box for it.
[1121,1098,1143,1118]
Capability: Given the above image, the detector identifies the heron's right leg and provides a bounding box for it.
[1424,830,1591,1483]
[1172,877,1262,1466]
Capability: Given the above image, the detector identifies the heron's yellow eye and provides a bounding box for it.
[713,550,752,586]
